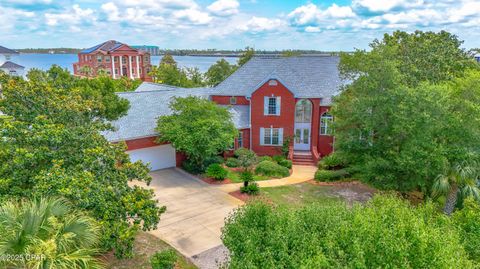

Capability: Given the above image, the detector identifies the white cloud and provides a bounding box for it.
[173,8,212,25]
[207,0,239,16]
[353,0,424,13]
[101,2,121,22]
[324,4,355,18]
[238,16,286,32]
[305,26,322,33]
[45,4,94,26]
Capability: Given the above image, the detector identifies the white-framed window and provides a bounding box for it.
[238,131,243,148]
[97,55,102,63]
[264,96,281,115]
[105,56,110,63]
[320,113,333,135]
[260,127,283,146]
[230,96,237,105]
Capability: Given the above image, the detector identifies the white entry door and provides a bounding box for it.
[127,144,176,171]
[294,123,310,151]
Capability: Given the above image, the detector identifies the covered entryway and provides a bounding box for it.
[127,144,176,171]
[294,99,312,151]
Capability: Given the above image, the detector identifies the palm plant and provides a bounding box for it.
[0,197,103,269]
[432,161,480,215]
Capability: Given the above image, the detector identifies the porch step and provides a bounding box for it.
[292,152,316,166]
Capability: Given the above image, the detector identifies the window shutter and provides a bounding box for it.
[276,97,281,115]
[278,128,284,145]
[260,128,265,145]
[264,97,268,115]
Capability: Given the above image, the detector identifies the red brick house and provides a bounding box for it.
[73,40,152,81]
[103,56,342,170]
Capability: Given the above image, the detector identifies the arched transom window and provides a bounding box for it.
[295,99,312,123]
[320,113,333,135]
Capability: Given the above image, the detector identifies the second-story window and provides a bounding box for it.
[105,56,110,63]
[264,96,280,115]
[97,55,102,63]
[122,57,127,64]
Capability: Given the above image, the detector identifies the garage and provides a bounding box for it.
[127,144,176,171]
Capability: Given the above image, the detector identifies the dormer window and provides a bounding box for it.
[264,96,281,115]
[268,79,278,86]
[230,96,237,105]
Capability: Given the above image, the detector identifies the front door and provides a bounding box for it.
[294,123,310,151]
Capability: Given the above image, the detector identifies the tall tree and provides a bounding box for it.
[205,59,236,86]
[0,68,165,258]
[332,31,480,192]
[238,46,255,66]
[156,96,237,170]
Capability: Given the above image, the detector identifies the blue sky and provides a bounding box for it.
[1,0,479,50]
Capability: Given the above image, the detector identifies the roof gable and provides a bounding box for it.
[0,46,18,55]
[214,56,344,98]
[80,40,136,54]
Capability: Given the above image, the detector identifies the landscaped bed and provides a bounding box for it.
[102,231,197,269]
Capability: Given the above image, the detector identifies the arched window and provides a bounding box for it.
[320,113,333,135]
[295,99,312,123]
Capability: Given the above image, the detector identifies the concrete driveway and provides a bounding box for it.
[134,168,243,267]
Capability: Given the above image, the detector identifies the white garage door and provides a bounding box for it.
[127,144,176,171]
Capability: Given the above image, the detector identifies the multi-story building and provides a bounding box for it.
[104,56,343,170]
[73,40,152,81]
[131,45,160,56]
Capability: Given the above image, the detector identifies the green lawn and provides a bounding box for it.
[261,183,341,208]
[226,169,269,183]
[103,232,196,269]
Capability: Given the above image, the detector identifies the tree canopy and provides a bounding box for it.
[0,67,165,258]
[156,96,237,170]
[222,195,478,268]
[148,54,205,87]
[205,59,236,86]
[332,30,480,193]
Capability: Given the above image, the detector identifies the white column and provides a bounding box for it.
[128,55,133,79]
[136,56,140,79]
[120,56,124,76]
[111,56,116,79]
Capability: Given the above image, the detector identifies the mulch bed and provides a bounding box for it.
[201,177,233,185]
[229,190,257,202]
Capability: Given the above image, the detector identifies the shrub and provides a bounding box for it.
[452,198,480,263]
[272,155,286,163]
[225,157,240,168]
[206,163,228,180]
[222,195,474,268]
[234,148,252,158]
[255,160,290,178]
[278,159,292,169]
[258,156,273,162]
[204,155,225,167]
[317,153,347,170]
[240,182,260,195]
[182,159,203,174]
[314,169,349,182]
[150,249,177,269]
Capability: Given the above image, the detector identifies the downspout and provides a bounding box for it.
[248,96,252,150]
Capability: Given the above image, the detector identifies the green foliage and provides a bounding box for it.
[205,59,236,86]
[156,96,237,171]
[317,153,347,170]
[148,54,204,87]
[234,148,251,158]
[452,198,480,263]
[236,148,258,171]
[277,159,292,169]
[204,155,225,167]
[333,31,480,192]
[182,159,203,174]
[0,197,103,269]
[206,163,228,181]
[225,157,240,168]
[281,136,293,157]
[240,182,260,195]
[0,68,165,258]
[255,161,290,178]
[238,46,255,66]
[240,171,254,183]
[258,156,273,162]
[272,155,285,163]
[222,195,475,268]
[314,169,350,182]
[150,249,177,269]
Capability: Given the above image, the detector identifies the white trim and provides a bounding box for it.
[136,56,140,79]
[111,56,116,79]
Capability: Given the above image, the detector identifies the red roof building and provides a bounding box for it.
[73,40,152,81]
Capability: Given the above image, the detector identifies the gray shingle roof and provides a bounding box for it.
[0,61,24,69]
[0,46,18,55]
[214,56,344,98]
[103,84,249,142]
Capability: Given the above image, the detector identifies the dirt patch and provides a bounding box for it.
[229,190,263,202]
[201,177,233,185]
[308,180,377,204]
